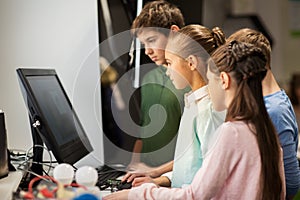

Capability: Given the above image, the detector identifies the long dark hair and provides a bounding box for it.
[208,41,282,199]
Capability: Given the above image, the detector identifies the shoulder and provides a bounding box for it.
[213,122,244,145]
[264,90,298,134]
[142,67,162,83]
[264,90,295,121]
[218,121,243,135]
[264,90,293,113]
[195,98,226,126]
[204,121,257,160]
[216,121,256,146]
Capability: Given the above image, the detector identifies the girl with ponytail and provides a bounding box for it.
[121,24,227,189]
[205,40,285,199]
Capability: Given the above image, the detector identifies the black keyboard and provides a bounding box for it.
[96,165,126,190]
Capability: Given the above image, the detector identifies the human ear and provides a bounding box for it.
[220,72,230,89]
[186,55,198,71]
[170,25,180,32]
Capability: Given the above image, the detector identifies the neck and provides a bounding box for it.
[262,70,281,96]
[190,72,206,91]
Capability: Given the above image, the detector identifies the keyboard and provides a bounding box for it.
[96,165,126,190]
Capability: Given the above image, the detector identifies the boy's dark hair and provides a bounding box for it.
[131,0,185,37]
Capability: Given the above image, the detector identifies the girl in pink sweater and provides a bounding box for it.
[104,41,285,200]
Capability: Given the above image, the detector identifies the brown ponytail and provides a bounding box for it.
[212,27,226,48]
[208,41,283,200]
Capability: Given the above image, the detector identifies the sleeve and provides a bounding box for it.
[269,106,300,196]
[128,183,195,200]
[279,130,300,196]
[128,124,242,200]
[161,171,172,181]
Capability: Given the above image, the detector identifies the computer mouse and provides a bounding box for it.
[117,181,132,190]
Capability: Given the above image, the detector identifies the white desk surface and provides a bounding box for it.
[0,171,22,200]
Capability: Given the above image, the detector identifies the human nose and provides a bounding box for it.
[144,45,153,56]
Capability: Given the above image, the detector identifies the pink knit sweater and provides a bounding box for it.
[129,121,285,200]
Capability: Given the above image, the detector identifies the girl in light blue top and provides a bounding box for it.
[165,25,226,187]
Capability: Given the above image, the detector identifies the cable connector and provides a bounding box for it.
[32,120,40,128]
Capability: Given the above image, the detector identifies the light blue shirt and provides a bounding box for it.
[264,89,300,196]
[171,86,226,188]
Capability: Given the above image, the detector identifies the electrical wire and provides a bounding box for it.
[25,144,53,175]
[16,143,54,182]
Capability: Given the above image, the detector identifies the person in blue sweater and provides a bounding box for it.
[228,28,300,199]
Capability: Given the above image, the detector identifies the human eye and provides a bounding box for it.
[166,61,171,67]
[147,37,156,44]
[149,39,155,43]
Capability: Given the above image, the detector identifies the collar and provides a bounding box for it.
[185,85,209,108]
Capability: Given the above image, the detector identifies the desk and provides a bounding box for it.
[0,170,113,199]
[0,171,22,200]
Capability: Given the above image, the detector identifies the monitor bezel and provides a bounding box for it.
[17,68,93,164]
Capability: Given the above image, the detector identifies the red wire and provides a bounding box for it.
[28,175,58,194]
[27,175,87,198]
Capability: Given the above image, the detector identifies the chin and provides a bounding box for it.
[154,60,165,66]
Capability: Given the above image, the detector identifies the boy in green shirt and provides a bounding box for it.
[128,1,188,168]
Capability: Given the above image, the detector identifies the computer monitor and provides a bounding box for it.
[16,68,93,165]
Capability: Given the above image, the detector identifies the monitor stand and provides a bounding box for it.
[18,117,44,189]
[30,117,44,178]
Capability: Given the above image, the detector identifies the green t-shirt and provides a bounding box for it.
[139,65,189,167]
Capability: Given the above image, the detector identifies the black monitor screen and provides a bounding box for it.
[17,68,93,164]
